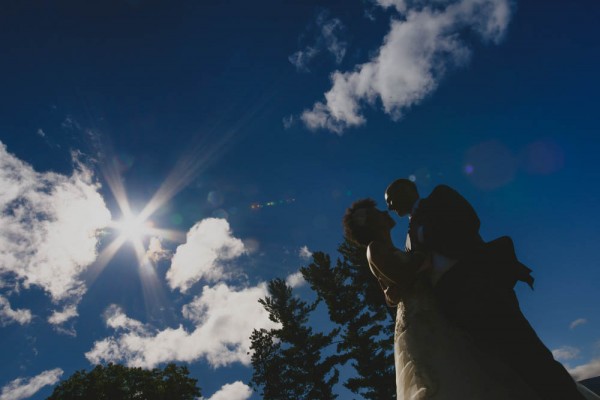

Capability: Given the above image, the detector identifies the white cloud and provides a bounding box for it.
[47,305,78,325]
[570,318,588,330]
[104,304,148,333]
[85,282,279,369]
[286,271,306,288]
[166,218,246,293]
[569,358,600,381]
[0,296,32,326]
[145,237,171,264]
[203,381,253,400]
[0,368,63,400]
[552,346,581,362]
[299,245,313,260]
[301,0,511,133]
[36,129,45,137]
[289,12,347,72]
[0,142,111,323]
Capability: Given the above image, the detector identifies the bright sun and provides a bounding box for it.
[115,215,153,242]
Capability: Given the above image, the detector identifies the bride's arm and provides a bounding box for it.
[367,241,423,291]
[374,275,401,306]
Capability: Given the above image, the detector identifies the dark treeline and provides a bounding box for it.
[47,363,200,400]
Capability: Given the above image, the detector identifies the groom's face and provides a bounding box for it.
[385,191,411,217]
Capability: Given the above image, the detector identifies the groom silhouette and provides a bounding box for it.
[385,179,584,400]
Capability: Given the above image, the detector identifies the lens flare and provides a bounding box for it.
[250,198,295,210]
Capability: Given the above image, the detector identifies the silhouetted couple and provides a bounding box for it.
[343,179,596,399]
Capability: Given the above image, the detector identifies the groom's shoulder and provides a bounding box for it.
[429,184,462,200]
[432,184,458,193]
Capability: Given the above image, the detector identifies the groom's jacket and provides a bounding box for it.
[408,184,482,260]
[409,185,584,399]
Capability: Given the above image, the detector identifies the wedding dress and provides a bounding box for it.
[393,275,543,400]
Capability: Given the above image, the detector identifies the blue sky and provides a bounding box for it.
[1,0,599,399]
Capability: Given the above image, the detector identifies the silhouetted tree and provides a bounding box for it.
[47,363,201,400]
[250,278,342,399]
[250,239,396,399]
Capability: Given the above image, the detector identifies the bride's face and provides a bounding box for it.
[368,208,395,232]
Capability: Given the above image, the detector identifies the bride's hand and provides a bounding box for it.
[380,278,401,306]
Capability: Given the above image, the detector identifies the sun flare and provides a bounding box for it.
[115,215,153,242]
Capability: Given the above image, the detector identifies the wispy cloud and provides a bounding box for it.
[166,218,246,293]
[289,47,319,73]
[301,0,511,133]
[104,304,148,333]
[47,305,80,336]
[552,346,581,362]
[282,115,295,130]
[47,305,79,326]
[0,296,32,326]
[61,116,81,130]
[0,368,63,400]
[85,282,279,368]
[568,358,600,381]
[299,245,313,260]
[202,381,253,400]
[0,142,111,329]
[570,318,588,330]
[289,11,347,72]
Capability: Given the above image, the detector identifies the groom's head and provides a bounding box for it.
[385,179,419,217]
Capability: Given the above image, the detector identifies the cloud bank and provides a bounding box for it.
[85,283,279,368]
[0,368,63,400]
[0,142,111,327]
[301,0,512,133]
